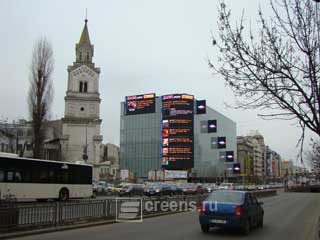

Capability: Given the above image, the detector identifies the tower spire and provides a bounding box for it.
[78,15,91,46]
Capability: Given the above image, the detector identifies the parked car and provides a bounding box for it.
[119,184,144,196]
[199,190,264,235]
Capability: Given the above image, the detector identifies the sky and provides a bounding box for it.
[0,0,315,164]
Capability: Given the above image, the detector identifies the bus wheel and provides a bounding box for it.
[59,188,69,201]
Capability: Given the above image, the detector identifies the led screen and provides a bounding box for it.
[225,151,234,162]
[208,120,217,133]
[217,136,226,149]
[161,94,194,169]
[125,93,156,115]
[196,100,206,114]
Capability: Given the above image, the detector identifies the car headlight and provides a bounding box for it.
[155,189,160,192]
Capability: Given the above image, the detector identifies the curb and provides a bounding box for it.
[0,210,187,240]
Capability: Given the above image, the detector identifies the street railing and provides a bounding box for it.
[0,189,276,232]
[0,194,207,232]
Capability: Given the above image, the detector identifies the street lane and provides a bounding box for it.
[12,192,320,240]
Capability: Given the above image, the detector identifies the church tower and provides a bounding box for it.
[61,19,103,179]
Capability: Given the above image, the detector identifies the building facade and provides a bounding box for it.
[236,132,267,183]
[60,19,103,179]
[266,146,281,178]
[98,143,120,181]
[120,94,237,179]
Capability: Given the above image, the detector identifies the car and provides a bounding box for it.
[92,182,98,198]
[168,184,182,195]
[199,190,264,235]
[182,184,205,195]
[257,185,265,190]
[218,183,235,190]
[203,183,217,193]
[246,185,257,191]
[112,183,129,193]
[144,185,162,196]
[119,184,144,196]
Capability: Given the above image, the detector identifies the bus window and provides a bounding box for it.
[7,171,14,182]
[39,168,48,182]
[0,170,4,182]
[60,170,69,183]
[15,171,22,182]
[48,170,56,182]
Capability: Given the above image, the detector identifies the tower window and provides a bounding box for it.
[79,52,82,61]
[79,81,88,93]
[79,81,83,92]
[86,52,89,62]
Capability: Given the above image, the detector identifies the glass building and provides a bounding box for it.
[120,94,236,179]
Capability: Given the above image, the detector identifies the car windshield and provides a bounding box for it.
[206,191,244,204]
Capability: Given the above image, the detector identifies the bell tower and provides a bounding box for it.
[61,18,103,180]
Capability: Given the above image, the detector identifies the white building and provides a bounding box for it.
[60,18,103,180]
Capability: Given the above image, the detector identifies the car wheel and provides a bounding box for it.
[241,219,250,235]
[257,216,264,228]
[201,224,209,233]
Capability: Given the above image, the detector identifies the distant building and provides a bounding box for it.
[0,119,33,157]
[266,146,281,178]
[237,131,266,183]
[97,143,120,181]
[237,136,254,177]
[281,160,294,177]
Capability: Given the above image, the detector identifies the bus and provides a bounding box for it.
[0,153,94,201]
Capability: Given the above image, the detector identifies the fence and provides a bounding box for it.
[0,195,207,232]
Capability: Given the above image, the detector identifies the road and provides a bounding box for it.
[12,191,320,240]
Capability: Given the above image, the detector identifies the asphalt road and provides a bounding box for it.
[12,191,320,240]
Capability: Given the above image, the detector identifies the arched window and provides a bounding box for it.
[84,82,88,92]
[86,52,89,62]
[79,52,82,61]
[79,81,83,92]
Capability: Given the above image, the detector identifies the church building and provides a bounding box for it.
[60,18,103,180]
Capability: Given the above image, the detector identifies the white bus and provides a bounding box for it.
[0,153,93,201]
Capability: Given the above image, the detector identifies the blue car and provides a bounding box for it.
[199,190,264,235]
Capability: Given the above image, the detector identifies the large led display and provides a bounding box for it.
[161,94,194,170]
[125,93,156,115]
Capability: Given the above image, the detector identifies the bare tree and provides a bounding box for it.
[210,0,320,160]
[28,37,54,159]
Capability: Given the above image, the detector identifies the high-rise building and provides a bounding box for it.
[120,93,237,179]
[237,131,266,182]
[60,19,103,179]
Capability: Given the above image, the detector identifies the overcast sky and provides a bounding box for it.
[0,0,315,164]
